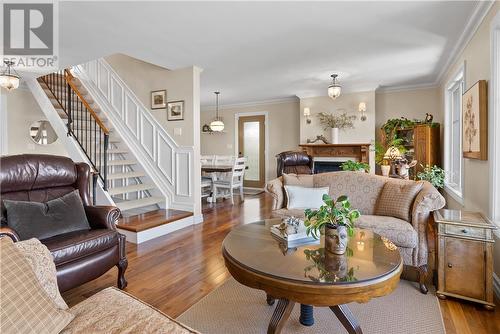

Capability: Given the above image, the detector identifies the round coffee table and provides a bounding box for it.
[222,220,403,334]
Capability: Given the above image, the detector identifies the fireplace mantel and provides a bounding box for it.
[299,143,371,163]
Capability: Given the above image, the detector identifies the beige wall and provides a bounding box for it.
[4,89,68,156]
[105,54,195,147]
[201,100,300,182]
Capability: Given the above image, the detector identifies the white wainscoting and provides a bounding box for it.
[74,59,194,212]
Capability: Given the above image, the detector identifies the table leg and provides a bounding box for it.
[267,298,295,334]
[330,304,363,334]
[299,304,314,326]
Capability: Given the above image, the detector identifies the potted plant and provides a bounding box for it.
[417,164,445,190]
[304,194,360,255]
[317,112,356,144]
[341,160,370,173]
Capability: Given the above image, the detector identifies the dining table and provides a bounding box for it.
[201,165,234,173]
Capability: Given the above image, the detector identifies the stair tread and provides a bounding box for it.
[117,209,192,232]
[108,159,137,166]
[115,196,164,212]
[108,183,156,195]
[107,171,145,180]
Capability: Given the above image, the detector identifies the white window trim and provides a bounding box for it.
[490,12,500,228]
[443,63,465,204]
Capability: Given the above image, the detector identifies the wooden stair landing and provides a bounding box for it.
[117,209,193,233]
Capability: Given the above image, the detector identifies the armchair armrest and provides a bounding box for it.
[265,177,284,210]
[0,225,20,242]
[85,206,121,231]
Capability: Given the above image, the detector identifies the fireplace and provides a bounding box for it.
[313,157,353,174]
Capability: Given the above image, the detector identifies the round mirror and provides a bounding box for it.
[29,120,58,145]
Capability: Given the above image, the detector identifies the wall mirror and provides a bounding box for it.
[29,120,58,145]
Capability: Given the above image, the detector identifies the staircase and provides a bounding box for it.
[37,70,166,216]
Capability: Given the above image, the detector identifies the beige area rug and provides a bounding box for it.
[178,278,445,334]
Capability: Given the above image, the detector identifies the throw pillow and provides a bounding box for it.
[0,237,74,334]
[284,185,329,209]
[3,190,90,240]
[283,173,314,187]
[375,180,424,221]
[14,238,68,310]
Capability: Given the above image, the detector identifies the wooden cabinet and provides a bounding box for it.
[434,209,496,310]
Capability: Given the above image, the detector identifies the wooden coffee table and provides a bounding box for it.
[222,220,403,334]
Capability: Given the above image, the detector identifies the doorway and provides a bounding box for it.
[237,115,266,188]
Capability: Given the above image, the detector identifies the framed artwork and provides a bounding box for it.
[151,90,167,109]
[167,100,184,121]
[462,80,488,160]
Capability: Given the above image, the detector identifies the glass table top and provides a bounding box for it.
[222,220,402,285]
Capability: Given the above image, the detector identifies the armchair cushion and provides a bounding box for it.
[42,229,118,266]
[4,190,90,240]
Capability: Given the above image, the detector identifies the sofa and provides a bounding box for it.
[265,171,445,293]
[0,154,127,292]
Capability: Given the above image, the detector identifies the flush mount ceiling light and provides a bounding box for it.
[327,74,341,100]
[0,60,20,91]
[210,91,225,132]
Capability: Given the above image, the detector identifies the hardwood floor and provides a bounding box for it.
[62,193,499,333]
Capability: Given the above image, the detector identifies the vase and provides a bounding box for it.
[381,165,391,177]
[330,128,339,144]
[324,225,348,255]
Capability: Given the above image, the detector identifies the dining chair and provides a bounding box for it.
[215,155,234,165]
[212,157,246,205]
[201,155,216,166]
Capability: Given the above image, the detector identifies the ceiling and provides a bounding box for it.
[21,1,486,105]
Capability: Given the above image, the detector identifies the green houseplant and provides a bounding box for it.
[341,160,370,172]
[417,164,445,189]
[304,194,360,255]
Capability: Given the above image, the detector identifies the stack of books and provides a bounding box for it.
[270,219,318,246]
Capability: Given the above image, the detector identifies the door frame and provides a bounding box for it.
[234,111,269,188]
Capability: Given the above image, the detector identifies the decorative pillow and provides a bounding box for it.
[284,185,329,209]
[375,180,424,221]
[3,190,90,240]
[0,237,74,334]
[14,238,68,310]
[283,173,314,188]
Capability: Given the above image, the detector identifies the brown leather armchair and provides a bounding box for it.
[0,154,127,292]
[276,151,313,177]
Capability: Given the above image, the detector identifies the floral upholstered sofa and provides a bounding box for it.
[265,171,445,293]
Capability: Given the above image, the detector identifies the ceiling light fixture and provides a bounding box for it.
[327,74,341,100]
[0,60,20,91]
[210,91,225,132]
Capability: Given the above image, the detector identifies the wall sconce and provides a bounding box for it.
[303,107,311,124]
[358,102,367,121]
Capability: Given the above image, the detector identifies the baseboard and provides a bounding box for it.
[193,214,204,225]
[494,273,500,299]
[118,215,195,244]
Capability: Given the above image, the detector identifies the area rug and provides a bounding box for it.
[178,278,445,334]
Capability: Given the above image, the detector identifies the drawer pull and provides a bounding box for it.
[447,263,453,268]
[461,229,468,234]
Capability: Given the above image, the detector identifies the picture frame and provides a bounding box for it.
[151,90,167,109]
[167,100,185,121]
[462,80,488,160]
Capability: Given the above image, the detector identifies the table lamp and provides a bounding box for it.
[383,146,402,176]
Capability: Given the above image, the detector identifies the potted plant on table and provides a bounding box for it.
[304,194,361,255]
[317,112,356,144]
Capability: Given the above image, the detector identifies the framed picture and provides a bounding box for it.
[151,90,167,109]
[167,100,184,121]
[462,80,488,160]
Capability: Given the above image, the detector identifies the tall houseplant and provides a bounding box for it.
[317,112,356,144]
[304,194,360,255]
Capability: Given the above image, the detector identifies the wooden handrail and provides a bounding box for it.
[64,69,110,135]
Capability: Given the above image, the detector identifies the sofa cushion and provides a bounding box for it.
[356,215,418,248]
[3,190,90,240]
[42,229,118,266]
[284,185,329,209]
[0,237,74,334]
[63,287,199,333]
[375,180,423,221]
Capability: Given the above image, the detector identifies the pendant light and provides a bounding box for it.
[210,91,225,132]
[327,74,341,100]
[0,61,20,91]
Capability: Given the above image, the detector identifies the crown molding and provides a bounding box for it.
[376,82,438,94]
[201,96,298,111]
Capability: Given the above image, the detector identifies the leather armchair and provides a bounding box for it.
[276,151,313,177]
[0,154,127,292]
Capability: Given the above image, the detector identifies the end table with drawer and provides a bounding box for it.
[433,209,496,310]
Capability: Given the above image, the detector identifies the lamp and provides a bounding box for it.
[303,107,311,124]
[210,91,225,132]
[358,102,367,121]
[384,146,402,176]
[327,74,341,100]
[0,60,20,91]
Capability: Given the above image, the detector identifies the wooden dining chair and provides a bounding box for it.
[212,157,246,205]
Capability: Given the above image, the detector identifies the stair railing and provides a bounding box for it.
[39,70,110,191]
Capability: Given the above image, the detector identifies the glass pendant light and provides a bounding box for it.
[0,61,20,91]
[327,74,341,100]
[210,91,225,132]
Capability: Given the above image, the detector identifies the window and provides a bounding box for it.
[444,66,465,201]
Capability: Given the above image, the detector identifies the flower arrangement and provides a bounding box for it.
[317,112,356,130]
